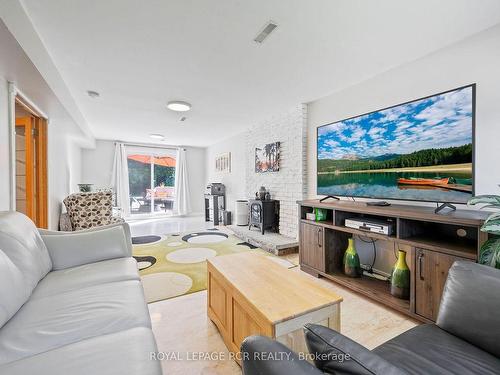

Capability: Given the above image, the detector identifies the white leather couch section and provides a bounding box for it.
[0,327,160,375]
[0,212,161,375]
[31,257,140,298]
[0,250,29,326]
[39,222,133,270]
[0,213,52,293]
[0,279,151,363]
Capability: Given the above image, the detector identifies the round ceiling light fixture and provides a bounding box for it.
[149,133,165,140]
[167,101,191,112]
[87,90,100,98]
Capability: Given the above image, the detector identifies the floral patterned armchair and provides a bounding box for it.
[59,191,124,231]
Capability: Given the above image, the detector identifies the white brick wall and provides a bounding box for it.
[245,104,308,239]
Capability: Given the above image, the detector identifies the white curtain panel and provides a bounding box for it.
[111,142,131,216]
[174,148,191,216]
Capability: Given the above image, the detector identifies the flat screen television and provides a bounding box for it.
[317,84,475,204]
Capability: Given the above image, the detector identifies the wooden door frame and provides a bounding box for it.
[35,117,48,228]
[8,83,49,228]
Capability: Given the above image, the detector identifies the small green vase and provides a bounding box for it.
[315,208,327,221]
[391,250,410,300]
[343,238,361,278]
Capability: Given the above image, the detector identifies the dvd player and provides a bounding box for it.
[345,217,395,235]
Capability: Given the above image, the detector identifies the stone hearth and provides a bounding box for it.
[228,225,298,256]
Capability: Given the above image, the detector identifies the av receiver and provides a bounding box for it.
[345,217,395,236]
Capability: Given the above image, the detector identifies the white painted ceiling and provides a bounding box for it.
[0,18,89,145]
[19,0,500,147]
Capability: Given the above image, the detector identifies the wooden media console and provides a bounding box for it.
[297,200,489,322]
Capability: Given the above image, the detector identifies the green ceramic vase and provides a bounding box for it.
[391,250,410,300]
[315,208,327,221]
[343,238,361,278]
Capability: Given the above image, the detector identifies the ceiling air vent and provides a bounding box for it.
[254,21,278,44]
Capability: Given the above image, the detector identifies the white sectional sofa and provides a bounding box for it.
[0,211,161,375]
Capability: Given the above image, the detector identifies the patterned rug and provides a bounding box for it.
[132,229,296,303]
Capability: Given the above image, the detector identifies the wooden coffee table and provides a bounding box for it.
[207,252,342,357]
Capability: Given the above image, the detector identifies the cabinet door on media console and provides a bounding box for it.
[415,249,471,321]
[299,222,325,272]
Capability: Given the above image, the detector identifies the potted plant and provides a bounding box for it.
[77,183,93,192]
[468,195,500,269]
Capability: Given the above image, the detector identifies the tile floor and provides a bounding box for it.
[130,216,419,375]
[128,214,211,236]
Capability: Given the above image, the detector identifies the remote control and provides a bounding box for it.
[366,201,391,207]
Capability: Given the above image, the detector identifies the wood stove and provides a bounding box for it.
[248,199,279,234]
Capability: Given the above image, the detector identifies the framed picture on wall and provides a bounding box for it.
[255,141,280,172]
[215,152,231,173]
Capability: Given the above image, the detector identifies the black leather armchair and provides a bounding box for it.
[241,261,500,374]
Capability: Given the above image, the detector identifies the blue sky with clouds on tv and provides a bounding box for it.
[317,86,473,160]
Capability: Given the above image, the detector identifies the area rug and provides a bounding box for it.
[132,229,296,303]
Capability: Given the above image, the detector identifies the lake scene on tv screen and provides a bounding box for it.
[317,86,473,203]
